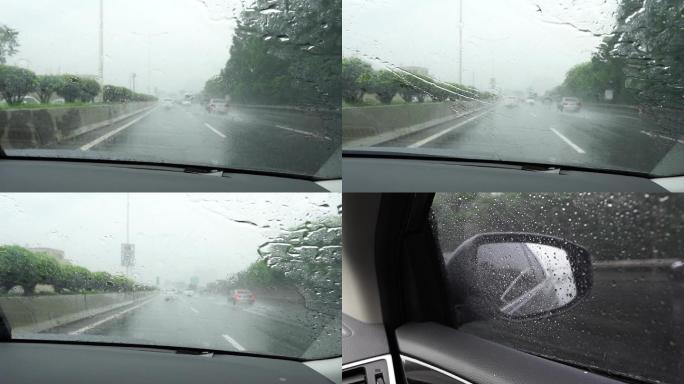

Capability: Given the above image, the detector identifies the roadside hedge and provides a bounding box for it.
[0,245,154,295]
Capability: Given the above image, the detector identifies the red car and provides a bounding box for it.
[230,289,255,305]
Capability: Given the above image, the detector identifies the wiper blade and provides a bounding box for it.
[0,306,12,341]
[344,147,654,178]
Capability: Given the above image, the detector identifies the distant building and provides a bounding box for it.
[27,247,70,264]
[400,66,430,77]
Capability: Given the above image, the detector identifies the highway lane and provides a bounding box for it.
[50,104,340,177]
[43,293,338,359]
[378,103,683,175]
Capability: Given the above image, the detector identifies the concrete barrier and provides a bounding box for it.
[343,101,486,146]
[0,102,155,149]
[0,291,155,333]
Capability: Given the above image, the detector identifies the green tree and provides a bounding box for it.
[79,78,101,103]
[36,75,65,104]
[210,0,341,108]
[56,75,83,103]
[203,75,226,99]
[0,65,37,105]
[370,70,401,104]
[342,57,373,103]
[0,25,19,64]
[0,246,50,295]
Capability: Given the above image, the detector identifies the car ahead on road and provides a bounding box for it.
[503,96,519,108]
[208,99,229,114]
[558,96,582,112]
[343,193,683,384]
[181,100,191,107]
[183,290,194,297]
[230,289,256,305]
[525,98,536,106]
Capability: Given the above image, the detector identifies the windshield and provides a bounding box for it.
[343,0,684,177]
[0,193,342,360]
[0,0,341,179]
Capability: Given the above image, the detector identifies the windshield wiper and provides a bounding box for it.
[0,307,11,341]
[343,147,655,179]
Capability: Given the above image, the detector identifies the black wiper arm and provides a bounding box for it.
[0,306,12,341]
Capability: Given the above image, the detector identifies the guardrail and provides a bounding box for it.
[1,291,155,334]
[0,102,155,149]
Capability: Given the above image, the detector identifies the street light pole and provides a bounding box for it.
[99,0,104,90]
[458,0,463,85]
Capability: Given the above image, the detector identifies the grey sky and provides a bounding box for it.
[1,0,244,95]
[0,193,341,287]
[343,0,619,94]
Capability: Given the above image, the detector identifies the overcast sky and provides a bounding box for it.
[343,0,619,94]
[1,0,244,95]
[0,193,341,287]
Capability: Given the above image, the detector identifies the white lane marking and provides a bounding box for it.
[222,334,246,351]
[550,127,586,154]
[275,124,330,141]
[80,108,156,151]
[68,298,154,335]
[615,114,640,120]
[641,130,684,144]
[204,123,226,139]
[189,306,199,314]
[408,109,492,148]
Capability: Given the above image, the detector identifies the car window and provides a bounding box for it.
[0,0,341,179]
[0,193,341,360]
[343,0,684,177]
[430,193,683,384]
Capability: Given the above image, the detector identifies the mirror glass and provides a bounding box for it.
[474,242,577,317]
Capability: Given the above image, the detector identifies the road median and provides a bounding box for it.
[0,102,155,150]
[1,292,155,334]
[343,101,489,147]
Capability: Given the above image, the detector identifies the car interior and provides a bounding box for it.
[342,151,684,192]
[0,155,341,192]
[342,194,640,384]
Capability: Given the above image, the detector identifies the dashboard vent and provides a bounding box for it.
[342,367,367,384]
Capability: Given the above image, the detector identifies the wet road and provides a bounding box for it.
[461,267,683,384]
[379,102,683,174]
[45,294,337,358]
[51,104,339,176]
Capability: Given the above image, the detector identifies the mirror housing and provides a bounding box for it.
[445,233,592,320]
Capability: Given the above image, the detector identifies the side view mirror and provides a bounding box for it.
[445,233,592,320]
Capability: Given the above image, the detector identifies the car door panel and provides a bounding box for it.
[396,322,624,384]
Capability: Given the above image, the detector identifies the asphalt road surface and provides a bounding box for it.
[378,102,683,175]
[50,104,339,177]
[43,294,337,359]
[460,267,683,384]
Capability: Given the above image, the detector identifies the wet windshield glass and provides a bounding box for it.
[431,193,684,384]
[0,193,342,360]
[0,0,341,179]
[343,0,684,177]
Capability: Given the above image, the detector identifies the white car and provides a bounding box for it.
[558,97,582,112]
[183,290,194,297]
[525,98,536,105]
[181,100,191,107]
[208,98,229,114]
